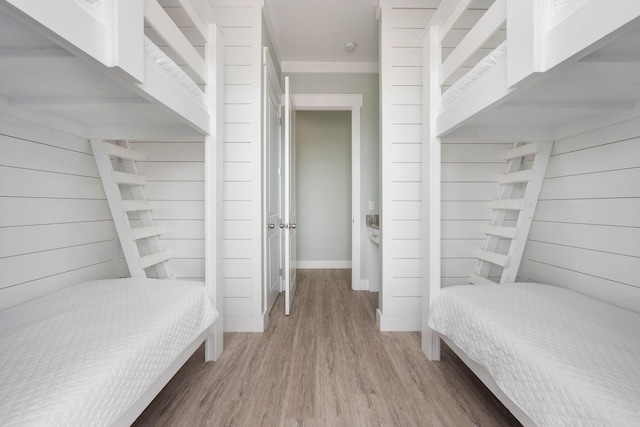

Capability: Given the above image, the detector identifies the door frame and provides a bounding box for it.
[262,47,283,318]
[291,93,365,291]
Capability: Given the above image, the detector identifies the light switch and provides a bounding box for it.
[368,201,375,210]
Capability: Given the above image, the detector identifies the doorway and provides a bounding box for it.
[291,94,363,290]
[295,111,352,268]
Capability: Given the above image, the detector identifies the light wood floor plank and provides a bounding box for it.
[133,269,521,426]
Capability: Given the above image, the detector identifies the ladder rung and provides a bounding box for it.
[139,250,171,269]
[497,169,532,185]
[113,171,146,186]
[103,142,146,162]
[122,200,156,212]
[469,273,499,286]
[477,249,510,267]
[482,224,517,239]
[130,225,164,240]
[491,198,525,210]
[504,142,539,160]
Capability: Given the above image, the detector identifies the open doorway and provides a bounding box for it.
[295,111,351,269]
[291,94,364,290]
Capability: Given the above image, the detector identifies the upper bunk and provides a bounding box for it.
[0,0,220,139]
[425,0,640,140]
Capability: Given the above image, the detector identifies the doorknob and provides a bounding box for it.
[290,223,296,229]
[279,223,285,229]
[268,223,275,229]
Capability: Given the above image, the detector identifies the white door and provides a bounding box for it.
[263,48,282,315]
[283,76,297,316]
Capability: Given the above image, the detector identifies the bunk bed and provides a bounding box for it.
[0,0,215,136]
[0,0,224,424]
[422,0,640,425]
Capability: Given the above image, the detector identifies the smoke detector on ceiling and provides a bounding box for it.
[344,41,357,52]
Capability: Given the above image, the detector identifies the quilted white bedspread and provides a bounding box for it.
[428,283,640,426]
[0,278,217,426]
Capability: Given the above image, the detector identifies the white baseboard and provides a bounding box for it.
[296,260,352,269]
[224,315,265,332]
[353,279,369,291]
[376,309,420,331]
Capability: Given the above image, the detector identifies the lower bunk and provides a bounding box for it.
[428,283,640,426]
[0,277,218,426]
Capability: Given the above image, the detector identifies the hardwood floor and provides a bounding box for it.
[133,269,521,426]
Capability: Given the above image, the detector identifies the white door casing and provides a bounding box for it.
[290,94,364,290]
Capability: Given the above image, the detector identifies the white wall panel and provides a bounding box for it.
[392,143,421,162]
[132,141,205,281]
[520,120,640,313]
[391,200,422,219]
[0,115,125,310]
[392,47,423,66]
[380,1,439,330]
[223,142,252,161]
[213,1,268,329]
[439,141,512,285]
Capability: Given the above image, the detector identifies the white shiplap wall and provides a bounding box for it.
[0,114,126,310]
[520,117,640,313]
[132,141,206,281]
[379,0,439,331]
[210,0,264,331]
[441,141,513,286]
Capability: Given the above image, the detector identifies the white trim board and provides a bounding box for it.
[291,93,364,292]
[296,260,352,269]
[376,309,421,331]
[282,61,379,74]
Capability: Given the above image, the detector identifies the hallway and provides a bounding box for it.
[134,270,520,426]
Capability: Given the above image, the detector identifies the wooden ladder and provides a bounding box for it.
[91,139,171,279]
[470,141,553,285]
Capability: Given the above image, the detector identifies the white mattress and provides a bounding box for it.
[144,37,206,106]
[428,283,640,426]
[441,41,507,110]
[0,278,217,427]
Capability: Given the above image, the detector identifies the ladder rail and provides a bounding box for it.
[91,139,147,278]
[91,139,172,279]
[117,141,171,279]
[472,141,553,285]
[475,142,526,279]
[500,142,553,283]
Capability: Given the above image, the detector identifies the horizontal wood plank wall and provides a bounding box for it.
[132,141,205,281]
[0,114,126,311]
[211,1,263,331]
[520,117,640,313]
[380,0,439,331]
[441,141,513,287]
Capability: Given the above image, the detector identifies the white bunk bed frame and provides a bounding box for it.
[0,0,225,424]
[422,0,640,425]
[0,0,216,137]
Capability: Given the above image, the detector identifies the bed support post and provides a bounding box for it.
[422,26,441,361]
[204,20,225,362]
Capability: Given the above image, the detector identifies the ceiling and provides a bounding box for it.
[264,0,380,73]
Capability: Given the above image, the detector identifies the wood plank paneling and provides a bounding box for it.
[380,1,438,330]
[133,141,206,281]
[212,1,263,327]
[0,116,125,309]
[521,120,640,313]
[440,141,512,284]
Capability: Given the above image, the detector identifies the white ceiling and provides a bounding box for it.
[264,0,380,72]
